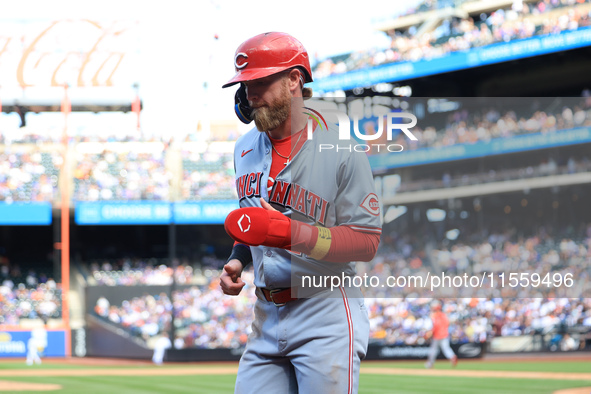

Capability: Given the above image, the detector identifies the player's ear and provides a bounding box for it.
[287,68,303,93]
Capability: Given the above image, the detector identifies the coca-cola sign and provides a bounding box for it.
[0,19,138,88]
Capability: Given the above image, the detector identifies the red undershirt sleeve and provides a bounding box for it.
[293,223,380,263]
[323,225,380,262]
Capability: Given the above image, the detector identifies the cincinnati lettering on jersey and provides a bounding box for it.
[236,172,264,200]
[269,180,329,225]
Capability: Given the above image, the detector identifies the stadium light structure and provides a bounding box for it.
[14,104,27,127]
[60,83,71,358]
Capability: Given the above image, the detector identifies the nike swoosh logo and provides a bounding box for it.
[241,149,253,157]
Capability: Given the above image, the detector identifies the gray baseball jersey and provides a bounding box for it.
[232,121,381,394]
[234,122,382,289]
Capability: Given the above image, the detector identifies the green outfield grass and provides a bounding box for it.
[0,362,137,370]
[0,374,236,394]
[0,362,234,370]
[0,359,590,394]
[363,360,591,373]
[359,375,591,394]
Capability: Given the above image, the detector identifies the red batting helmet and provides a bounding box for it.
[222,32,313,88]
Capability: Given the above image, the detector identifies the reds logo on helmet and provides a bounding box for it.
[234,52,248,69]
[360,193,380,216]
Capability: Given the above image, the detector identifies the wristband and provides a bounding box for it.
[308,226,332,260]
[227,243,252,268]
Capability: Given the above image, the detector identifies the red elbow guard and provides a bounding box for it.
[224,207,292,248]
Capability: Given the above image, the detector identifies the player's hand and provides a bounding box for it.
[260,197,277,212]
[220,259,246,296]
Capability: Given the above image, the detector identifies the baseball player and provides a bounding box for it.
[26,321,48,366]
[219,32,382,393]
[152,332,172,365]
[425,300,458,369]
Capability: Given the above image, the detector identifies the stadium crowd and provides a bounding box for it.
[93,276,591,349]
[73,147,171,201]
[2,97,590,203]
[397,156,591,193]
[369,97,591,154]
[93,270,256,349]
[313,0,591,78]
[91,221,591,349]
[367,297,591,347]
[0,150,59,202]
[180,150,236,200]
[89,258,199,286]
[0,265,61,326]
[368,222,591,298]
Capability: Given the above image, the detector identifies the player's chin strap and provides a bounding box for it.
[234,84,253,124]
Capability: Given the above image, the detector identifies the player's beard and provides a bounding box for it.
[251,81,290,132]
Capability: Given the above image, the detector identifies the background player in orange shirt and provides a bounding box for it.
[425,300,458,369]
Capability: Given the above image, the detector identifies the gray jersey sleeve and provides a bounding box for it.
[334,149,382,233]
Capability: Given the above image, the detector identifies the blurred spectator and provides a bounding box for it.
[88,258,208,286]
[0,281,62,325]
[181,150,237,200]
[0,151,60,202]
[561,333,578,351]
[73,147,171,201]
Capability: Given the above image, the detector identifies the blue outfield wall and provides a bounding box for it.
[311,27,591,92]
[0,200,238,226]
[75,200,238,225]
[0,202,52,225]
[173,201,239,224]
[0,330,66,358]
[74,201,172,225]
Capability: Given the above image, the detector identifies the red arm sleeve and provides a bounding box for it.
[323,226,380,263]
[292,223,380,263]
